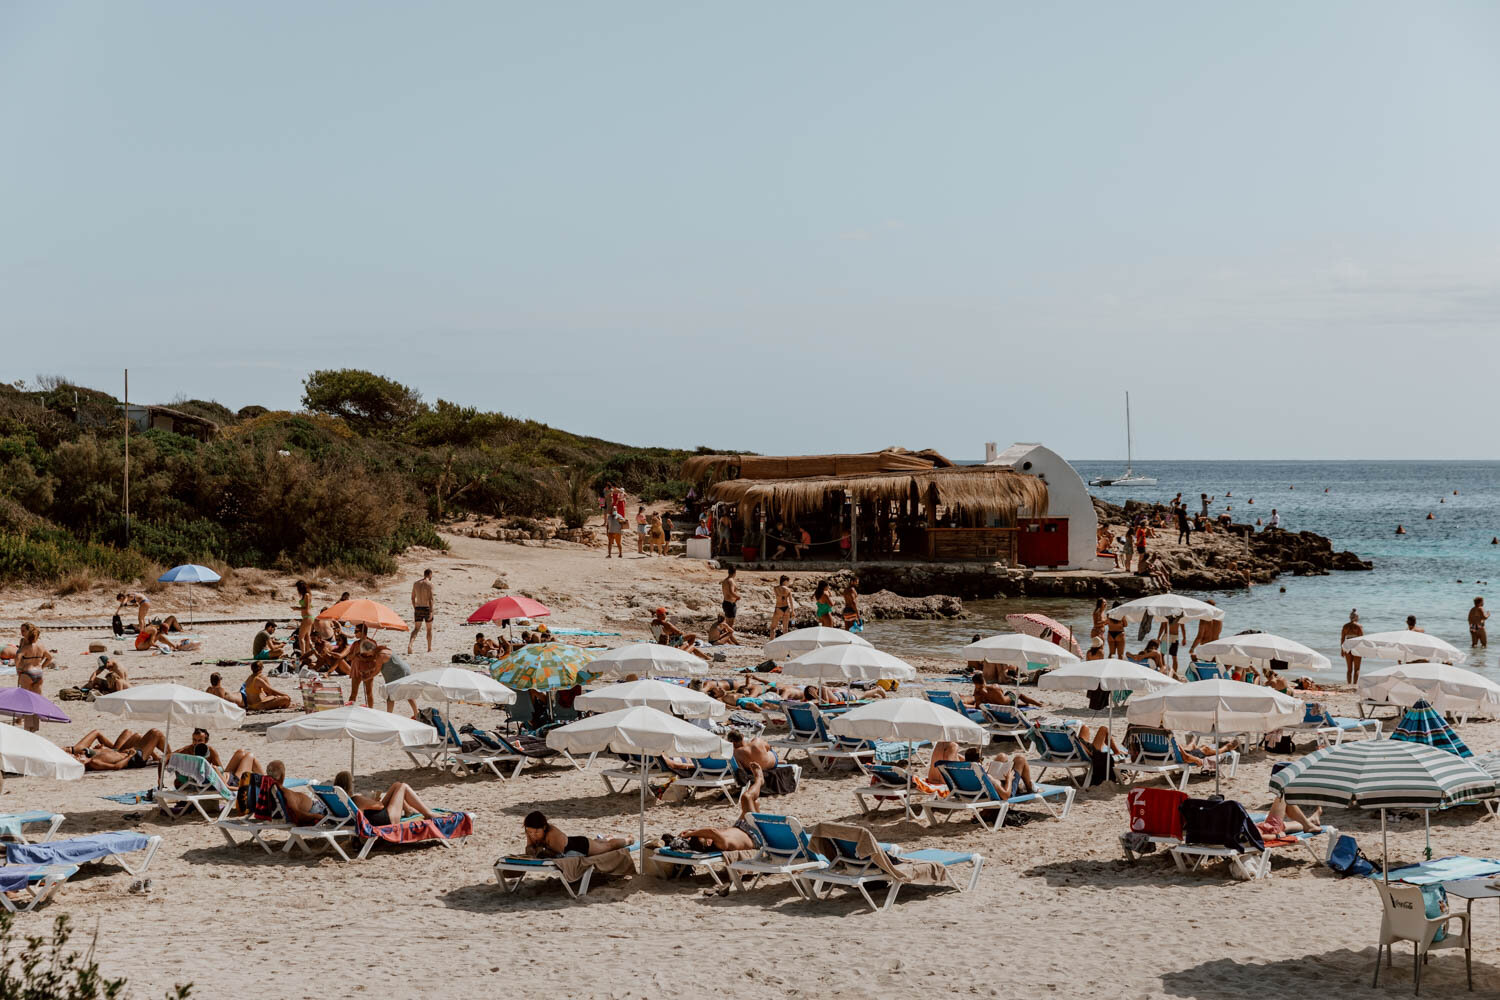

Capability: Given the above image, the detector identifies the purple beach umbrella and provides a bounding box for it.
[0,689,70,724]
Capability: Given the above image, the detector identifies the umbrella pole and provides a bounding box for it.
[350,739,356,777]
[158,717,171,790]
[1382,808,1389,885]
[1424,810,1431,861]
[638,755,647,872]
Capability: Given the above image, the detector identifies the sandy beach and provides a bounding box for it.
[3,530,1498,1000]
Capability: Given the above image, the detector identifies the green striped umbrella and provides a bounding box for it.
[1270,740,1496,879]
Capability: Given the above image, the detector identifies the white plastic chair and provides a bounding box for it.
[1373,881,1471,993]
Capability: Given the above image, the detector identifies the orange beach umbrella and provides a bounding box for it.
[318,599,409,632]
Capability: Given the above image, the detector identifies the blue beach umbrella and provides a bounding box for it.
[1390,700,1472,758]
[157,564,222,626]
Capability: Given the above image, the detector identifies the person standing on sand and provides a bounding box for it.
[1340,610,1364,685]
[605,506,626,558]
[1187,600,1222,657]
[115,591,149,632]
[842,576,861,631]
[408,569,434,654]
[1175,506,1191,546]
[1090,598,1109,645]
[1106,606,1127,659]
[634,506,648,555]
[1470,597,1489,648]
[770,576,795,637]
[720,566,740,629]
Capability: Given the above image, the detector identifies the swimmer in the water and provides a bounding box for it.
[1396,525,1406,534]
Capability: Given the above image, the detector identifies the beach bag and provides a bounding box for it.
[1327,834,1375,878]
[1087,748,1115,787]
[111,614,124,637]
[1263,734,1296,754]
[1422,885,1450,941]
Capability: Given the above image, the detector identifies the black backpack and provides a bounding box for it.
[111,614,124,637]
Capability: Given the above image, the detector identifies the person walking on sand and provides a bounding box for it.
[1340,610,1364,685]
[770,575,795,637]
[1470,597,1490,648]
[292,580,313,658]
[720,566,740,629]
[408,569,434,654]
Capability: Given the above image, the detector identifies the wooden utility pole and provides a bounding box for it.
[123,368,130,541]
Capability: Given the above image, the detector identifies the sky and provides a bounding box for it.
[4,2,1500,461]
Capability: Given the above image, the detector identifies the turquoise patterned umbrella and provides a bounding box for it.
[490,643,597,691]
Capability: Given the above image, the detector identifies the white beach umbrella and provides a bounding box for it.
[1358,662,1500,717]
[0,723,83,783]
[958,633,1081,669]
[829,698,986,818]
[1039,658,1179,729]
[1111,594,1224,623]
[573,678,726,719]
[547,706,723,862]
[1127,678,1301,793]
[267,705,437,775]
[385,667,516,706]
[764,626,872,659]
[1343,630,1466,665]
[1195,633,1332,673]
[95,683,247,785]
[781,645,918,683]
[588,642,710,679]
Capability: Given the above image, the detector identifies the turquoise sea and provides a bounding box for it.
[868,461,1500,679]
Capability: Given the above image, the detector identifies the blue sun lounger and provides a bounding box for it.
[7,831,161,876]
[494,842,641,899]
[920,760,1074,831]
[0,811,65,844]
[0,864,78,912]
[727,813,827,894]
[796,823,984,913]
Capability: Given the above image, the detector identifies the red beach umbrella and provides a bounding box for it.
[467,596,552,624]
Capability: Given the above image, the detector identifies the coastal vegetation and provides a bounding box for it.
[0,371,700,586]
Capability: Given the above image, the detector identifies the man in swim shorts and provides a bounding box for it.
[720,566,739,629]
[408,569,434,654]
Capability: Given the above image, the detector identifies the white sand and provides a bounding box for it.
[2,531,1498,999]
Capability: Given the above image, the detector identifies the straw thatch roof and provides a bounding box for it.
[707,465,1049,526]
[682,448,952,484]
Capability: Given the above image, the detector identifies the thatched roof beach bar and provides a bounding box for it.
[685,450,1055,564]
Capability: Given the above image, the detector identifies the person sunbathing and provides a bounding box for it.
[1256,797,1322,836]
[205,672,244,707]
[133,622,183,653]
[67,729,166,771]
[672,765,766,853]
[473,632,497,657]
[263,761,324,824]
[171,728,262,776]
[1077,723,1123,757]
[1134,640,1172,677]
[968,673,1041,709]
[244,662,292,710]
[304,635,349,675]
[927,741,964,783]
[333,771,435,826]
[1176,738,1239,768]
[522,810,630,857]
[962,746,1036,798]
[649,610,711,661]
[727,732,777,772]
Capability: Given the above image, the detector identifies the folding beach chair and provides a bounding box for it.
[1167,798,1322,881]
[797,822,984,913]
[7,831,162,876]
[977,703,1034,747]
[767,702,832,761]
[919,760,1074,832]
[923,689,988,725]
[1117,728,1238,791]
[217,775,294,853]
[852,763,924,817]
[601,754,677,796]
[452,729,527,780]
[671,756,739,803]
[494,842,641,899]
[286,784,474,862]
[405,708,468,769]
[156,753,236,822]
[809,734,879,773]
[1185,661,1224,682]
[727,813,827,893]
[1299,701,1381,746]
[0,811,65,844]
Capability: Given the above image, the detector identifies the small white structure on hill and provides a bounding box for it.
[985,442,1111,570]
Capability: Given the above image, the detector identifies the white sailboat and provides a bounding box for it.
[1089,392,1157,487]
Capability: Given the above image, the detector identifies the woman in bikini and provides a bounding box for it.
[115,591,150,631]
[813,582,835,627]
[134,622,184,653]
[770,576,794,637]
[333,771,436,826]
[522,810,630,857]
[1105,607,1127,659]
[67,728,168,771]
[1090,598,1109,645]
[291,580,313,658]
[15,625,52,731]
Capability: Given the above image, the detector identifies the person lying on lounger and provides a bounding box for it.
[334,771,435,826]
[963,746,1036,798]
[727,732,777,773]
[1177,738,1239,768]
[672,764,766,852]
[927,741,964,783]
[1076,723,1123,757]
[968,673,1041,709]
[523,810,631,858]
[1256,797,1322,837]
[260,761,325,823]
[172,728,262,776]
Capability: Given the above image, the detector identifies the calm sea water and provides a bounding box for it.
[867,460,1500,679]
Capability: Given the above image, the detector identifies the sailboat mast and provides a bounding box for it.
[1125,392,1133,475]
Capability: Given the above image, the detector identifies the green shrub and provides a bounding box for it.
[0,912,192,999]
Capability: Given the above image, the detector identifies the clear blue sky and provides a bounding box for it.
[5,3,1499,460]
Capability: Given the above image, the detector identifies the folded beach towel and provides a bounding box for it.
[8,831,148,866]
